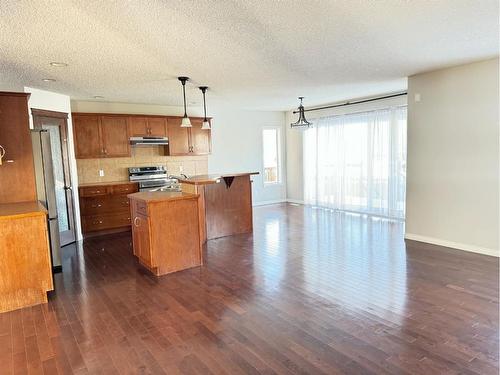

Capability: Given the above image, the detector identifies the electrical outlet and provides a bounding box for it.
[99,169,105,177]
[179,166,183,173]
[414,93,421,102]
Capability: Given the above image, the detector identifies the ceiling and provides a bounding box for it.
[0,1,498,111]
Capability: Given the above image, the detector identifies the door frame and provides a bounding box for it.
[31,108,77,246]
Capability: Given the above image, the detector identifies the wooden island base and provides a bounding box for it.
[179,172,258,242]
[128,191,202,276]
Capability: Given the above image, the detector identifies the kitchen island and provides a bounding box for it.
[178,172,258,242]
[128,191,202,276]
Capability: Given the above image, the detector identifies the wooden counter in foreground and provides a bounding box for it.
[179,172,259,242]
[0,201,53,313]
[128,191,202,276]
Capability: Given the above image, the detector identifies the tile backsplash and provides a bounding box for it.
[76,146,208,184]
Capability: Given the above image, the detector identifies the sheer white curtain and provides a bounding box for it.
[303,106,407,219]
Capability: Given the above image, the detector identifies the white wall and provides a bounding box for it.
[71,100,287,204]
[406,58,499,256]
[285,94,408,203]
[209,108,286,204]
[24,87,83,241]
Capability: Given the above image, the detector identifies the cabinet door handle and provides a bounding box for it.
[134,217,140,227]
[91,204,102,208]
[92,220,103,225]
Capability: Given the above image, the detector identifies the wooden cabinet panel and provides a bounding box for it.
[167,118,191,155]
[73,115,102,158]
[0,92,37,203]
[190,119,211,155]
[147,117,167,137]
[80,194,130,215]
[100,116,130,157]
[129,196,201,276]
[83,212,132,232]
[79,182,138,237]
[0,204,53,313]
[132,214,154,267]
[128,117,148,136]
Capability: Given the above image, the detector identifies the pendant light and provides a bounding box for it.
[199,86,211,130]
[178,76,192,127]
[290,96,312,128]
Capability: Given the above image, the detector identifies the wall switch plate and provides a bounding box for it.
[414,93,421,102]
[179,166,183,173]
[99,169,105,177]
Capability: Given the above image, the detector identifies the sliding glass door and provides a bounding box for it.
[303,106,407,219]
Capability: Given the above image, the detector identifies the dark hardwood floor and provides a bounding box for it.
[1,203,498,374]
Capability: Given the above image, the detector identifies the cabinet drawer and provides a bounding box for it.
[79,186,109,197]
[83,213,132,232]
[111,183,138,195]
[81,194,131,215]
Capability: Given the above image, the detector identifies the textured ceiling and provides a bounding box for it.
[0,0,498,110]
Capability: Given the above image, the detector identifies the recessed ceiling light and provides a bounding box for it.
[42,78,56,82]
[49,62,68,67]
[93,95,104,99]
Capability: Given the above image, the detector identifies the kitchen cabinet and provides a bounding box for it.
[79,182,138,237]
[129,192,201,276]
[100,116,130,157]
[167,118,191,155]
[73,114,130,158]
[190,118,212,155]
[128,116,167,137]
[167,117,211,156]
[0,202,53,313]
[73,115,101,158]
[132,213,154,268]
[0,92,37,203]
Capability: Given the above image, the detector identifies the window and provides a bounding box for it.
[263,127,281,184]
[303,106,407,219]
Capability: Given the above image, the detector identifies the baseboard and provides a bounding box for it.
[253,199,287,207]
[286,199,305,205]
[404,233,499,257]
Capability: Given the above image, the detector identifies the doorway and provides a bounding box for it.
[32,109,76,246]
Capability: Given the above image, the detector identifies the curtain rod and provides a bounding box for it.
[293,92,407,114]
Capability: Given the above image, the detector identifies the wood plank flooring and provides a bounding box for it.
[0,203,498,374]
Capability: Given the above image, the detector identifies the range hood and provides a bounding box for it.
[130,136,168,146]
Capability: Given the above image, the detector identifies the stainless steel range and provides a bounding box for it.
[128,166,181,192]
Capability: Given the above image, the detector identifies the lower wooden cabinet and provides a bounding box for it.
[0,202,53,313]
[79,182,138,236]
[129,193,202,276]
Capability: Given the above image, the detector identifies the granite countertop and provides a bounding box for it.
[0,201,47,219]
[178,172,259,185]
[127,191,199,203]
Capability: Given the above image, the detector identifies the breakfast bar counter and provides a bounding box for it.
[178,172,258,242]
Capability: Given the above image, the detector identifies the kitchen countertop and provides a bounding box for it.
[128,191,199,203]
[79,181,138,188]
[0,201,47,219]
[178,172,259,185]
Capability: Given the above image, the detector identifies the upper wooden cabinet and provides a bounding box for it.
[190,119,212,155]
[72,115,101,159]
[100,116,130,157]
[0,92,37,203]
[128,116,167,137]
[167,117,212,156]
[73,114,130,158]
[72,113,210,158]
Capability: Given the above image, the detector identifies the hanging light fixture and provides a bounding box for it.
[199,86,211,130]
[178,76,192,127]
[290,96,312,128]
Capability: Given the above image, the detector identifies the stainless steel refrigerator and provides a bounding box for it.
[31,129,62,272]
